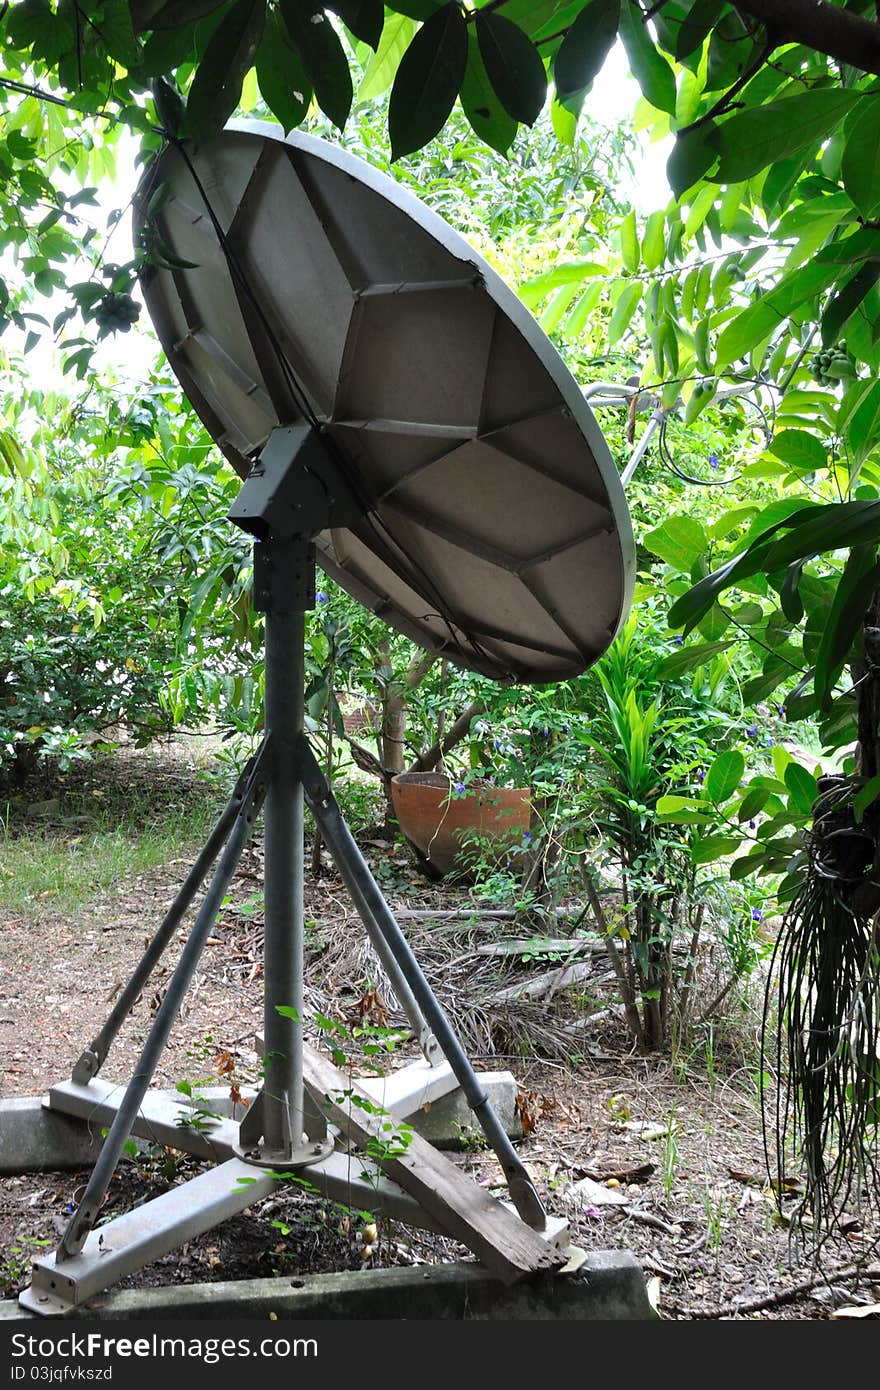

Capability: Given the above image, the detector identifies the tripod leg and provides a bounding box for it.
[55,747,269,1263]
[72,750,266,1085]
[298,737,546,1231]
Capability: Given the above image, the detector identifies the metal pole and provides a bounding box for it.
[299,739,546,1231]
[260,604,305,1153]
[72,756,262,1085]
[336,874,441,1066]
[56,750,268,1261]
[621,409,663,486]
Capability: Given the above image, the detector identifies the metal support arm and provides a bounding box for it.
[298,736,546,1231]
[56,743,270,1263]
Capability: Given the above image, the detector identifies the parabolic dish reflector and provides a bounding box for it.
[134,121,634,683]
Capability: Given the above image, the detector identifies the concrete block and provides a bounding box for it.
[0,1252,653,1321]
[407,1071,522,1149]
[0,1097,103,1175]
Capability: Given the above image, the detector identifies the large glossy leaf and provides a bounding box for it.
[821,263,880,348]
[144,0,227,27]
[256,9,312,132]
[842,96,880,219]
[767,429,826,473]
[657,639,734,678]
[389,3,468,159]
[847,380,880,468]
[707,90,861,184]
[476,12,546,126]
[645,515,707,573]
[706,749,745,805]
[619,0,676,115]
[186,0,267,142]
[359,12,414,100]
[784,762,818,816]
[667,126,718,198]
[95,0,139,66]
[715,261,832,369]
[552,0,619,106]
[692,834,741,864]
[814,545,880,708]
[675,0,725,59]
[326,0,384,49]
[280,0,353,129]
[460,32,517,153]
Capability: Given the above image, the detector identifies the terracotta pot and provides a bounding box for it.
[390,772,531,878]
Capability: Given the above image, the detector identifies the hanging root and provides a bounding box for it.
[762,807,880,1249]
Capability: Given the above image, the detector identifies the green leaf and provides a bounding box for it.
[518,260,603,309]
[460,32,517,153]
[737,786,770,822]
[692,834,741,864]
[96,0,139,67]
[667,127,717,198]
[780,560,805,624]
[619,209,639,272]
[359,12,414,100]
[657,639,734,678]
[152,76,186,137]
[739,498,814,550]
[607,280,642,344]
[842,97,880,219]
[281,0,354,129]
[854,772,880,822]
[645,515,707,573]
[707,90,860,184]
[186,0,267,142]
[476,13,546,126]
[762,501,880,572]
[675,0,725,60]
[784,762,818,816]
[146,0,227,26]
[715,260,832,369]
[5,0,53,51]
[641,209,665,271]
[552,0,619,106]
[656,795,704,815]
[767,429,827,473]
[814,545,880,709]
[389,3,468,159]
[706,749,745,805]
[256,10,312,132]
[847,380,880,469]
[822,263,880,349]
[619,0,676,114]
[326,0,384,49]
[551,96,577,144]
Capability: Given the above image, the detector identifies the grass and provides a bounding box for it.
[0,750,226,915]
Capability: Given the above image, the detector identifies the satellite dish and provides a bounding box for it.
[135,122,634,683]
[19,123,638,1317]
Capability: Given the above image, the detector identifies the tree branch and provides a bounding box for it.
[406,699,487,774]
[734,0,880,77]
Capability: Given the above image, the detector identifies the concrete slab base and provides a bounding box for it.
[0,1253,653,1321]
[0,1097,104,1174]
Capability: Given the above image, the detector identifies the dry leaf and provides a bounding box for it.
[832,1304,880,1319]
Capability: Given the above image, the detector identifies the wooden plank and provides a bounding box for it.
[475,936,603,958]
[302,1043,565,1284]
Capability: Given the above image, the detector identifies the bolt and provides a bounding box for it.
[312,1142,324,1155]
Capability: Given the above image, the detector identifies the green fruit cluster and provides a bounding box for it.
[93,292,140,334]
[810,347,856,385]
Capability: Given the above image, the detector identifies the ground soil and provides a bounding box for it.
[2,744,879,1320]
